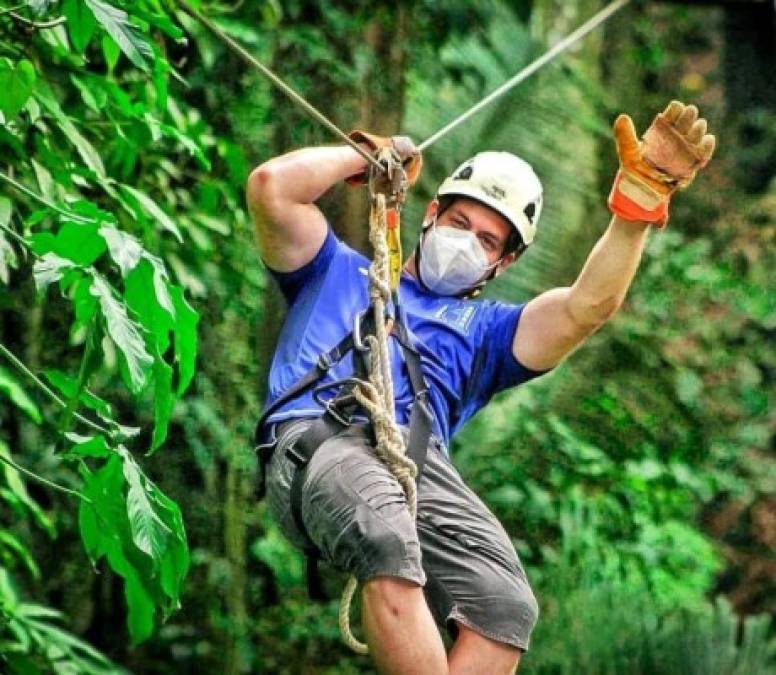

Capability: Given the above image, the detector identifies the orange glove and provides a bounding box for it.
[345,130,423,189]
[608,100,716,227]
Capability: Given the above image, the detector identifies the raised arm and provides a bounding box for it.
[246,145,369,272]
[514,100,716,371]
[247,134,420,273]
[514,216,649,370]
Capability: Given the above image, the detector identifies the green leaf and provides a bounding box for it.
[63,0,98,53]
[0,59,36,119]
[30,222,107,266]
[0,197,16,285]
[170,286,198,395]
[46,369,114,421]
[101,34,121,72]
[124,259,174,353]
[98,225,143,277]
[0,196,10,227]
[147,255,174,316]
[35,82,106,178]
[78,456,157,644]
[30,158,55,200]
[70,74,107,112]
[32,253,76,293]
[148,484,189,607]
[0,531,41,579]
[120,185,183,242]
[85,0,153,71]
[63,433,112,459]
[90,274,153,393]
[150,357,173,453]
[71,273,100,333]
[0,366,42,422]
[119,447,170,562]
[0,229,16,285]
[0,441,54,537]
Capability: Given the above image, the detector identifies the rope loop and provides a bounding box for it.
[337,192,418,656]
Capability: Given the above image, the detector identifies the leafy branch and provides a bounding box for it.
[0,342,110,436]
[0,451,90,502]
[8,12,67,30]
[0,171,95,224]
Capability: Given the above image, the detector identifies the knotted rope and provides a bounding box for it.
[338,192,418,655]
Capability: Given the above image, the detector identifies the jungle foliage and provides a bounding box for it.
[0,1,773,673]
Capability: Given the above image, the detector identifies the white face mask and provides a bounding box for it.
[417,219,498,296]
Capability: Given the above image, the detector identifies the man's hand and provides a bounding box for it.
[345,131,423,191]
[608,100,716,227]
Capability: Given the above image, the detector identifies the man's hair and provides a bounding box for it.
[437,196,526,257]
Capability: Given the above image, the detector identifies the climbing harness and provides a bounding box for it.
[179,0,632,655]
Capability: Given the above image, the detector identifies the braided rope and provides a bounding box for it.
[337,194,418,655]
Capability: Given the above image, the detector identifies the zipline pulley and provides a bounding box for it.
[367,147,408,292]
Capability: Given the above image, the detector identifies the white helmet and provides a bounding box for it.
[436,151,543,247]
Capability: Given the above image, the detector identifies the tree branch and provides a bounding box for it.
[0,451,91,503]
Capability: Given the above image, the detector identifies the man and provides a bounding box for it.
[248,100,715,674]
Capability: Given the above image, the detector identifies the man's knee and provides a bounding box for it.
[363,576,425,614]
[457,572,539,651]
[300,444,425,584]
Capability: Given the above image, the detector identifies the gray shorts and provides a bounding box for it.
[264,420,539,651]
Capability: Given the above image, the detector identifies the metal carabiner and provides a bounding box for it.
[352,309,371,353]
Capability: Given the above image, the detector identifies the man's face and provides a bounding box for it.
[424,197,520,272]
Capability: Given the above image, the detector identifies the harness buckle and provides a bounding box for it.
[285,442,309,468]
[323,398,353,427]
[317,352,333,372]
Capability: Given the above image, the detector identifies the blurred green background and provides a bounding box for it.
[0,1,774,673]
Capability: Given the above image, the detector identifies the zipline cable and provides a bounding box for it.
[174,0,383,172]
[417,0,631,152]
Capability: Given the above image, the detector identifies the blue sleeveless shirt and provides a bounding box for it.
[265,227,548,448]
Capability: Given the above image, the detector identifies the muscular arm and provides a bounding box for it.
[246,145,368,272]
[513,215,650,371]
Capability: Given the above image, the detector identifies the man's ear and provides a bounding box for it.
[422,199,440,227]
[494,249,523,277]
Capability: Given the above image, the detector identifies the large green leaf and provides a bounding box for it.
[0,367,42,423]
[30,222,107,266]
[89,274,153,393]
[124,259,174,354]
[0,59,36,119]
[85,0,153,72]
[147,483,189,609]
[119,447,170,562]
[63,0,99,54]
[169,286,198,396]
[78,456,157,644]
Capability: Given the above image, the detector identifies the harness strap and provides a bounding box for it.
[255,306,435,601]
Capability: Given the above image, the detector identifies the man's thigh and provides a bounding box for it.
[265,421,425,586]
[416,447,539,652]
